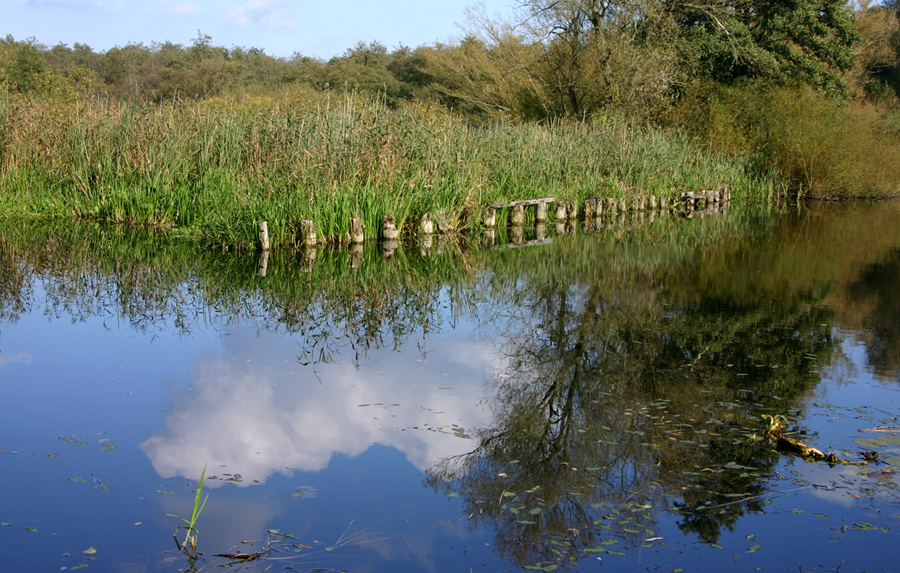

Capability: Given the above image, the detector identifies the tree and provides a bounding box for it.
[673,0,858,94]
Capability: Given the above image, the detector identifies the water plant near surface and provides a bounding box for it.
[169,464,209,555]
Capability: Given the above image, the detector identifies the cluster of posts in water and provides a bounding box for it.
[256,188,731,274]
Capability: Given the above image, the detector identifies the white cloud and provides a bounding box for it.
[151,0,202,16]
[225,0,295,28]
[27,0,102,7]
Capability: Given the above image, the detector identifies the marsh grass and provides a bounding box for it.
[0,93,777,249]
[169,464,209,555]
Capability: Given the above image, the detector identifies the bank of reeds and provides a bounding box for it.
[0,92,778,249]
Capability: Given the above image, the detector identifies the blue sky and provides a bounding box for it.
[4,0,514,59]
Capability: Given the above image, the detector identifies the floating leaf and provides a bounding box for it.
[600,540,620,545]
[156,490,176,495]
[710,543,725,550]
[748,544,761,552]
[83,547,97,555]
[26,526,37,532]
[529,508,542,515]
[46,453,59,458]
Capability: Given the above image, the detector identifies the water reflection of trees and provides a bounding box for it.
[2,204,900,568]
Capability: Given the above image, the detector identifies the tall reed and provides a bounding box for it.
[0,92,778,249]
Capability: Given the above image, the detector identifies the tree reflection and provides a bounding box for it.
[427,211,843,568]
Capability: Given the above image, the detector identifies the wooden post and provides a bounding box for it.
[606,197,618,213]
[484,207,497,228]
[659,195,669,210]
[299,220,317,247]
[349,217,365,244]
[554,202,567,221]
[649,195,658,209]
[258,221,270,252]
[536,223,546,241]
[536,201,549,222]
[381,215,400,240]
[583,199,596,219]
[420,212,435,235]
[510,204,526,226]
[618,198,627,212]
[566,200,578,220]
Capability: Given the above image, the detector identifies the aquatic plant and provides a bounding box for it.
[169,464,209,555]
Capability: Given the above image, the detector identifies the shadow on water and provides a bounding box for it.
[1,201,899,571]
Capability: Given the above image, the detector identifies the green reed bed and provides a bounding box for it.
[0,93,779,250]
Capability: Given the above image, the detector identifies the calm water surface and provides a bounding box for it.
[1,202,899,572]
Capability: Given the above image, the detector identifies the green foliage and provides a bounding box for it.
[0,93,774,248]
[670,81,900,197]
[674,0,858,95]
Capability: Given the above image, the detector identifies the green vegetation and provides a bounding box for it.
[168,464,209,556]
[2,0,900,244]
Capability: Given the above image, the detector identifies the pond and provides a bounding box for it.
[1,202,899,572]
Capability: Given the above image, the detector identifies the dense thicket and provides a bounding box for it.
[2,0,900,197]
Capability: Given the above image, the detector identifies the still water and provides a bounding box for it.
[1,202,899,572]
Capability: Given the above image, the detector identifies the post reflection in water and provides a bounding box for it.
[0,202,899,571]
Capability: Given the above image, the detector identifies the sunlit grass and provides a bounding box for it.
[0,93,778,249]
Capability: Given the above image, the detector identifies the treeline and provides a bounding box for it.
[3,0,900,197]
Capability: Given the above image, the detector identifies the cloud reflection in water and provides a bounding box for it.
[141,325,496,486]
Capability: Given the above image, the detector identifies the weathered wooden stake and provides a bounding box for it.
[349,216,365,244]
[299,220,317,247]
[258,221,270,252]
[420,212,435,235]
[618,198,627,212]
[484,207,497,228]
[649,195,659,209]
[536,202,549,222]
[510,205,526,226]
[554,202,567,220]
[381,215,400,240]
[566,200,578,220]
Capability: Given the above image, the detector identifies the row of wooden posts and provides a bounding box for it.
[257,188,732,252]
